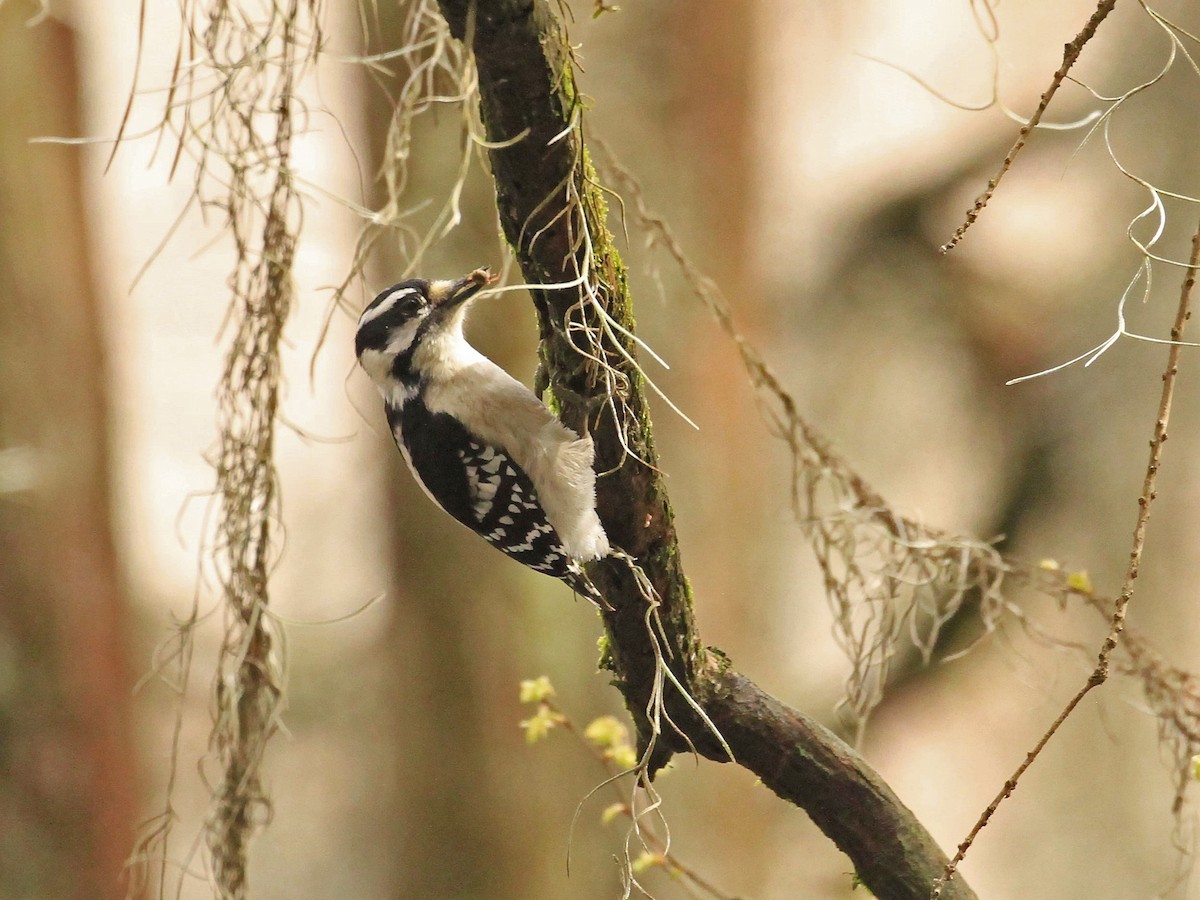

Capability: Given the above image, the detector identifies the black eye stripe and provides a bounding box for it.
[358,281,431,331]
[384,287,417,306]
[358,282,434,362]
[356,282,434,358]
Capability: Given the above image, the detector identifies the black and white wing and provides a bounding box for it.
[387,400,604,605]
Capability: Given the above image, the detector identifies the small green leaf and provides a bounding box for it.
[601,802,627,825]
[584,715,627,749]
[1066,570,1093,594]
[609,745,639,770]
[520,705,565,743]
[519,675,556,705]
[631,851,663,874]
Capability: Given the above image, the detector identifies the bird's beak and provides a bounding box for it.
[432,266,498,311]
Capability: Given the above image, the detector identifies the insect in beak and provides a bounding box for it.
[433,266,498,310]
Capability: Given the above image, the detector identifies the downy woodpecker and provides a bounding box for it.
[356,268,610,605]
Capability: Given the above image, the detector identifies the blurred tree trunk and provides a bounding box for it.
[0,10,137,900]
[670,2,755,291]
[666,0,773,650]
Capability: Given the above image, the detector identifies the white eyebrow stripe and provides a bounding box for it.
[358,287,418,327]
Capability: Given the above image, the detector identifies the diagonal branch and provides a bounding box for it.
[933,215,1200,895]
[432,2,975,897]
[940,0,1117,252]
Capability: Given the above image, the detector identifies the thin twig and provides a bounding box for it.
[941,0,1118,253]
[933,216,1200,896]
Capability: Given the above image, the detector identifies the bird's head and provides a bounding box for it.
[355,267,495,385]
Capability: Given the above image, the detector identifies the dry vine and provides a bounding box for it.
[594,141,1016,743]
[120,1,323,897]
[312,0,484,365]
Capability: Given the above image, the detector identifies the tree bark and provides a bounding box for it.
[432,2,975,897]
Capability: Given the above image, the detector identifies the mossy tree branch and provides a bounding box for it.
[432,2,975,897]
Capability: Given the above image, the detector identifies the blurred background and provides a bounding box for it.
[3,0,1200,897]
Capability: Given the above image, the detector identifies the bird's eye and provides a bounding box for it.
[360,284,429,330]
[396,294,424,315]
[386,290,424,314]
[386,288,430,320]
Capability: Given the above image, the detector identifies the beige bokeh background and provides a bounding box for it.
[4,0,1200,897]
